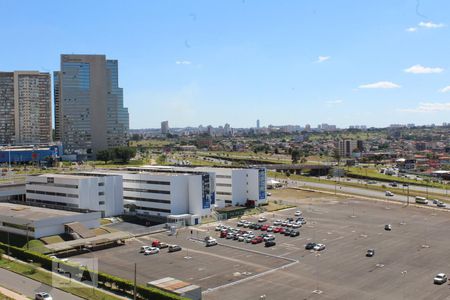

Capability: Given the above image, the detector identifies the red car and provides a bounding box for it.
[273,227,282,233]
[261,225,269,231]
[251,236,263,244]
[220,231,228,238]
[278,227,286,234]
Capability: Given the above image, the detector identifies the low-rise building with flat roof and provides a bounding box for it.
[0,203,100,239]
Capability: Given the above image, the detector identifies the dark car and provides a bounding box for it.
[305,242,316,250]
[366,249,375,257]
[384,224,392,231]
[290,230,300,237]
[265,240,276,247]
[284,229,293,236]
[249,223,257,229]
[168,245,182,252]
[254,224,262,230]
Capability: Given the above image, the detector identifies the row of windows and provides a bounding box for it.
[26,189,78,198]
[27,198,79,208]
[123,188,170,194]
[216,175,232,179]
[124,196,170,204]
[217,191,232,195]
[27,182,78,189]
[216,183,232,187]
[135,206,171,213]
[123,179,170,185]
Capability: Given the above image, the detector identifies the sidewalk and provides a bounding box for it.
[0,285,29,300]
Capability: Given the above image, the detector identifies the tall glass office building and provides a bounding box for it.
[54,55,129,158]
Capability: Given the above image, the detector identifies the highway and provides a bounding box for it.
[0,268,82,300]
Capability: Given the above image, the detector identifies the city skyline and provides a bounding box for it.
[1,1,450,128]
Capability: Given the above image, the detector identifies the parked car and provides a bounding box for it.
[254,224,262,230]
[281,221,288,227]
[237,221,245,227]
[385,224,392,231]
[220,231,228,238]
[258,217,267,222]
[284,229,293,236]
[144,247,160,255]
[434,273,448,284]
[273,227,282,233]
[278,227,286,234]
[295,211,302,216]
[152,240,168,249]
[265,240,276,247]
[366,249,375,257]
[290,230,300,237]
[244,236,253,243]
[140,246,151,253]
[292,223,301,228]
[226,233,234,239]
[35,292,53,300]
[267,226,275,232]
[314,244,326,251]
[168,245,182,252]
[263,234,275,242]
[305,242,316,250]
[251,236,263,244]
[273,220,282,226]
[215,225,223,231]
[261,224,269,231]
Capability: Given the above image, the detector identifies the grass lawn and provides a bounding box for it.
[0,258,121,300]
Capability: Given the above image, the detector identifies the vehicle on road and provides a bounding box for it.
[366,249,375,257]
[389,182,398,187]
[434,273,447,284]
[265,240,276,247]
[305,242,316,250]
[314,244,326,251]
[168,245,182,252]
[144,247,160,255]
[35,292,53,300]
[267,192,272,196]
[205,237,218,247]
[437,201,446,207]
[385,191,394,197]
[385,224,392,231]
[415,196,429,204]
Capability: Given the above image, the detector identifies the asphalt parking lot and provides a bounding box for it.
[74,194,450,300]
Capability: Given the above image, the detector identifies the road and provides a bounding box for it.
[0,268,82,300]
[272,177,449,210]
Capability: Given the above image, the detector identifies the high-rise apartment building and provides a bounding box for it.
[161,121,169,134]
[0,71,52,145]
[54,55,129,157]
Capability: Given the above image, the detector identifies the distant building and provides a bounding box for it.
[224,123,231,136]
[305,124,311,131]
[338,140,358,157]
[161,121,169,134]
[256,119,260,129]
[0,71,52,145]
[54,54,129,158]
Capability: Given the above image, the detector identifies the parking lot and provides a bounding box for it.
[74,193,450,300]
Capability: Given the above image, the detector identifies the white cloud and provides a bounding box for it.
[398,102,450,113]
[418,21,445,29]
[316,56,330,63]
[404,64,444,74]
[358,81,401,89]
[325,99,343,104]
[439,86,450,93]
[175,60,192,65]
[406,27,417,32]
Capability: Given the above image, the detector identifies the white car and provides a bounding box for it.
[35,292,53,300]
[295,211,302,216]
[238,236,245,242]
[314,244,326,251]
[292,223,301,228]
[273,220,282,226]
[206,238,218,247]
[258,217,267,222]
[267,226,274,232]
[385,191,394,197]
[434,273,447,284]
[263,235,275,242]
[140,246,151,253]
[144,247,160,255]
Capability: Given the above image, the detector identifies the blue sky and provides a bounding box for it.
[1,0,450,129]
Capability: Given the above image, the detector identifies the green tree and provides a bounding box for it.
[113,147,136,163]
[291,148,301,164]
[97,149,113,164]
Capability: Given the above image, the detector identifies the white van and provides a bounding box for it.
[415,196,428,204]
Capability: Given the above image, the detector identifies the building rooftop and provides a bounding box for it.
[0,203,82,221]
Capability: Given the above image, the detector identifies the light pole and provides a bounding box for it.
[401,270,407,300]
[82,246,96,296]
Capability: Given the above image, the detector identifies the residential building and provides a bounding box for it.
[0,71,52,145]
[161,121,169,134]
[54,54,129,158]
[25,173,123,217]
[256,119,260,129]
[338,140,358,157]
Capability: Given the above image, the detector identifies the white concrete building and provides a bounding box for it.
[127,166,267,208]
[25,173,123,217]
[0,202,100,239]
[115,170,214,223]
